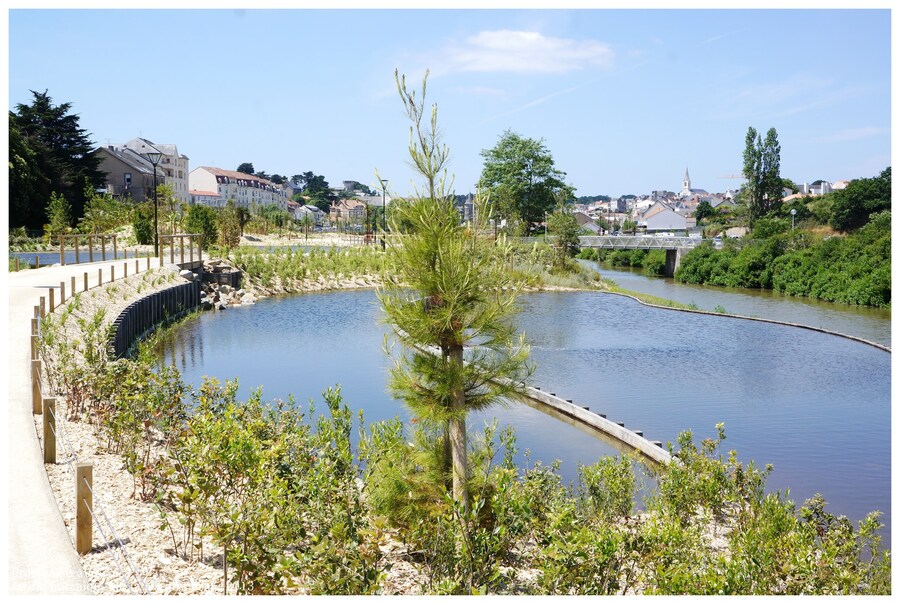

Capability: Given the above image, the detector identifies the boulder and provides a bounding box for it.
[179,270,195,281]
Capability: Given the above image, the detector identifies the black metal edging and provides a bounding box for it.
[108,280,202,359]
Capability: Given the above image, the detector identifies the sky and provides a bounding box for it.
[5,2,893,199]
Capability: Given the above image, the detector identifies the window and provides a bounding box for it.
[124,172,132,188]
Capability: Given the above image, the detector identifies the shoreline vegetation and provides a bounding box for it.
[31,234,891,595]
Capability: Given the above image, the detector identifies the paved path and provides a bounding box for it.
[5,258,141,595]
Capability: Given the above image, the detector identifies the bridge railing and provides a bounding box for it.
[516,235,704,249]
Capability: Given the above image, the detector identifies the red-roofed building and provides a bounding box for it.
[189,166,289,210]
[189,189,224,207]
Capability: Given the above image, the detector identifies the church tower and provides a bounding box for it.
[681,167,692,197]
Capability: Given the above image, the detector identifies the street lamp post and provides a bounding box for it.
[380,179,389,250]
[143,146,163,257]
[790,208,797,231]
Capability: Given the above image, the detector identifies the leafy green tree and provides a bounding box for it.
[547,208,581,267]
[236,206,252,237]
[45,191,72,240]
[131,203,153,245]
[478,130,573,233]
[185,204,219,249]
[10,90,105,228]
[78,178,125,234]
[829,167,891,232]
[694,200,715,223]
[236,162,254,175]
[218,200,242,248]
[9,114,51,228]
[379,70,532,509]
[742,126,782,227]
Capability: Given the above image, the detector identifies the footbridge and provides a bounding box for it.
[522,235,706,277]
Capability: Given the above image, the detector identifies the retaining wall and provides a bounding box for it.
[108,280,202,358]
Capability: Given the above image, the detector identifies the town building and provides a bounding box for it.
[329,198,367,223]
[679,167,709,199]
[189,167,290,210]
[188,189,224,207]
[95,145,164,202]
[121,138,190,205]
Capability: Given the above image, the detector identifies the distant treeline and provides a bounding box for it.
[675,211,890,308]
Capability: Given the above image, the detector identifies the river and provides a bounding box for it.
[160,279,891,542]
[589,261,890,347]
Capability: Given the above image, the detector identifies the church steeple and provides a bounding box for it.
[681,166,691,197]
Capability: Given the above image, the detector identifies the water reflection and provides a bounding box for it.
[587,262,891,347]
[161,288,891,541]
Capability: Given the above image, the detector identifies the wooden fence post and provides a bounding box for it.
[124,261,128,278]
[59,238,65,266]
[32,359,42,414]
[43,398,56,464]
[111,265,115,282]
[39,296,46,318]
[31,318,38,360]
[98,268,103,286]
[60,281,66,305]
[76,463,93,555]
[49,288,55,313]
[71,276,76,297]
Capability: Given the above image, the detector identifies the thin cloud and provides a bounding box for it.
[713,74,857,121]
[814,127,889,143]
[477,84,584,125]
[444,30,614,74]
[702,29,742,44]
[451,86,508,98]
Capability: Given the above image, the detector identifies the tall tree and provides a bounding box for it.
[547,206,581,267]
[236,162,255,175]
[478,130,573,234]
[742,126,782,227]
[829,167,892,232]
[9,114,51,228]
[379,70,532,510]
[10,90,105,228]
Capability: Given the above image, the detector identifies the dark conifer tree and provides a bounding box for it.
[10,90,105,229]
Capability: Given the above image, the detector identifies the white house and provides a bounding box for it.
[189,189,224,207]
[189,167,290,210]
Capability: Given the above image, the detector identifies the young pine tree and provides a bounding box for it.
[378,70,532,509]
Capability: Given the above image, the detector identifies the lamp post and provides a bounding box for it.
[790,208,797,231]
[380,179,389,250]
[143,146,163,257]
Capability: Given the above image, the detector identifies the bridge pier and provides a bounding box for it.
[664,248,689,278]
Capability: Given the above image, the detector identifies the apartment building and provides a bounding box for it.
[95,145,164,202]
[189,167,289,210]
[121,138,190,205]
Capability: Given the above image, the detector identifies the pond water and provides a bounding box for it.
[161,288,891,541]
[10,249,145,268]
[590,262,891,347]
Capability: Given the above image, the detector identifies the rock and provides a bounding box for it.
[219,284,231,295]
[207,258,223,267]
[179,270,195,281]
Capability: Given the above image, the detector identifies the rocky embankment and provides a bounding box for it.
[192,258,258,310]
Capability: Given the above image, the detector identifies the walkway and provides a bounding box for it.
[5,258,152,595]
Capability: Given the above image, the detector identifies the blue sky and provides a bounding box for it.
[6,4,892,199]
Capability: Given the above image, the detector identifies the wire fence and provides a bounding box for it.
[27,257,172,594]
